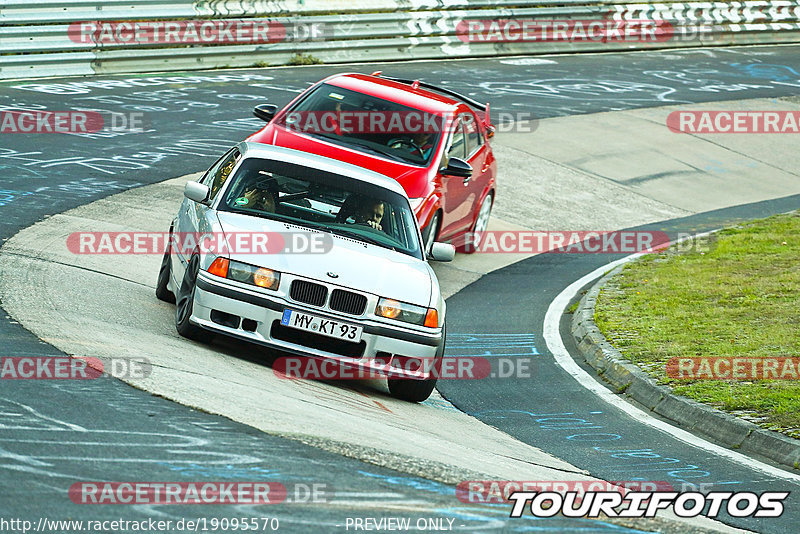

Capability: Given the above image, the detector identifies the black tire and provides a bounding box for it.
[155,242,176,303]
[421,211,441,257]
[175,255,214,343]
[456,193,493,254]
[388,323,445,402]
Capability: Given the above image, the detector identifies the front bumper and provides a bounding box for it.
[192,272,443,380]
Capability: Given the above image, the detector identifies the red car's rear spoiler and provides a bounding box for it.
[372,73,494,135]
[378,75,487,112]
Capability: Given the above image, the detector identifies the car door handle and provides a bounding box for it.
[463,176,470,186]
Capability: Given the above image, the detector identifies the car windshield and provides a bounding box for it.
[277,83,442,167]
[218,157,423,259]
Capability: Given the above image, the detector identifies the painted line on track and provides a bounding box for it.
[543,236,800,484]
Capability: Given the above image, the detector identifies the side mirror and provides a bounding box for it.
[253,104,278,123]
[429,242,455,262]
[486,124,495,138]
[184,181,210,204]
[440,157,472,178]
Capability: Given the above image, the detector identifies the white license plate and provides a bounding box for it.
[281,309,363,342]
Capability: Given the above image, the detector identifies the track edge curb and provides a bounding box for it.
[570,265,800,473]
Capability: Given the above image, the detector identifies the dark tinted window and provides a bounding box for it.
[447,120,465,160]
[463,113,482,157]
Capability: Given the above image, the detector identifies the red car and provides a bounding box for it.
[246,72,497,253]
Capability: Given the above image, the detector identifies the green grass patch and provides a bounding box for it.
[595,212,800,438]
[287,53,323,66]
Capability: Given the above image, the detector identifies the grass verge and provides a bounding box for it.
[594,211,800,438]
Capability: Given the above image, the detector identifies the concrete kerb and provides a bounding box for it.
[571,265,800,472]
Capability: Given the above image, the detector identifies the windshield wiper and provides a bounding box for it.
[332,228,389,248]
[345,142,410,163]
[230,208,287,223]
[312,224,396,251]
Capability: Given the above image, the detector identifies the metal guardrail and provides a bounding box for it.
[1,1,799,80]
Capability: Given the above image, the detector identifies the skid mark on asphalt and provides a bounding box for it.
[446,333,540,357]
[464,407,759,497]
[444,333,540,381]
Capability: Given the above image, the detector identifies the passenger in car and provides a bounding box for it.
[338,194,385,231]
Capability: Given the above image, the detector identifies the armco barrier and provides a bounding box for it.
[1,1,799,79]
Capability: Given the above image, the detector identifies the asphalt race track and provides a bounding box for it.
[2,45,800,532]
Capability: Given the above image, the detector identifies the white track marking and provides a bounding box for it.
[1,398,86,431]
[543,254,800,483]
[499,58,558,66]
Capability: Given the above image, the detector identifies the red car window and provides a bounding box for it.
[447,120,466,160]
[463,113,482,157]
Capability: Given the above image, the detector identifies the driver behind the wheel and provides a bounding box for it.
[233,180,278,213]
[242,186,276,212]
[354,200,384,231]
[387,132,434,160]
[338,194,385,231]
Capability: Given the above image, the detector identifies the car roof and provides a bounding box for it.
[237,142,409,198]
[323,73,461,115]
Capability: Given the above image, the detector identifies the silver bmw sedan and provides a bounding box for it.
[156,142,455,401]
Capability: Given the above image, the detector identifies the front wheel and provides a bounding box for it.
[388,323,445,402]
[175,255,214,343]
[457,193,493,254]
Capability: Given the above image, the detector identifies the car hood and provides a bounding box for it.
[248,125,430,198]
[215,211,434,307]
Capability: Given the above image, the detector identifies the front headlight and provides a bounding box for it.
[227,260,280,290]
[376,297,438,327]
